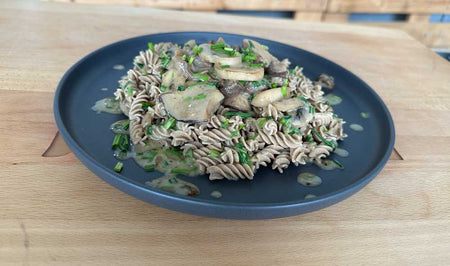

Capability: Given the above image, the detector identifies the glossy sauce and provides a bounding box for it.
[210,190,222,199]
[113,64,125,70]
[297,173,322,187]
[323,93,342,105]
[349,123,364,131]
[360,112,370,119]
[334,148,349,157]
[91,97,122,114]
[145,175,200,196]
[304,194,316,199]
[315,159,344,170]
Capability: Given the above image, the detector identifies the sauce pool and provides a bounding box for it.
[349,123,364,131]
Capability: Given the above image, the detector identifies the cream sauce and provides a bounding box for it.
[145,175,200,197]
[210,190,222,199]
[315,159,344,170]
[334,148,349,157]
[113,64,125,70]
[110,120,129,134]
[100,87,109,91]
[304,194,316,199]
[360,112,370,119]
[349,123,364,131]
[297,173,322,187]
[92,97,122,114]
[323,93,342,105]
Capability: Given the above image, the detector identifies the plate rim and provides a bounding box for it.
[53,31,395,218]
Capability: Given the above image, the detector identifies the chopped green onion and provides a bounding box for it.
[310,128,333,148]
[219,65,230,69]
[171,168,189,174]
[271,83,277,88]
[163,117,176,130]
[193,73,210,81]
[238,124,246,130]
[361,112,370,119]
[305,135,314,142]
[322,126,328,132]
[221,119,229,129]
[178,86,186,91]
[280,79,288,97]
[185,148,194,158]
[146,125,153,135]
[126,87,134,96]
[309,105,315,114]
[169,177,178,183]
[211,43,225,49]
[148,42,154,52]
[165,148,183,158]
[332,159,344,169]
[114,162,123,173]
[224,47,233,52]
[261,44,269,50]
[141,102,150,111]
[181,54,187,61]
[193,45,203,54]
[111,134,121,149]
[251,133,259,140]
[248,40,255,48]
[299,96,308,103]
[224,112,252,118]
[250,63,264,67]
[231,131,239,137]
[238,80,247,86]
[193,93,206,100]
[144,164,155,171]
[136,63,144,69]
[208,149,220,158]
[122,81,131,91]
[123,120,130,130]
[258,118,266,128]
[188,55,194,65]
[248,94,256,101]
[183,96,192,102]
[160,85,167,92]
[279,115,292,127]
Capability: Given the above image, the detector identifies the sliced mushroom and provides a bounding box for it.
[218,80,244,97]
[273,98,304,112]
[244,80,269,94]
[198,44,241,66]
[316,73,335,89]
[160,83,224,122]
[223,93,251,111]
[291,105,313,128]
[215,63,264,81]
[251,88,290,108]
[268,58,290,74]
[242,39,277,65]
[161,69,186,90]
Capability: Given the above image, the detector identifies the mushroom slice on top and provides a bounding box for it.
[160,83,224,122]
[215,63,264,81]
[251,87,290,108]
[242,39,277,65]
[272,98,304,112]
[198,44,241,66]
[223,93,251,111]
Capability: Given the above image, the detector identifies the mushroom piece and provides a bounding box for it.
[214,63,264,81]
[242,39,277,65]
[291,105,313,128]
[251,88,290,108]
[272,98,304,112]
[218,80,244,97]
[160,83,224,122]
[316,73,335,89]
[223,93,251,111]
[198,44,241,66]
[268,58,290,75]
[161,69,186,91]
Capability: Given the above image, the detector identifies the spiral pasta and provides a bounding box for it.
[103,38,347,182]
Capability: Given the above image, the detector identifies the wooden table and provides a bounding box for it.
[1,1,450,265]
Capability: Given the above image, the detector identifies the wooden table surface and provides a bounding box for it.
[1,1,450,265]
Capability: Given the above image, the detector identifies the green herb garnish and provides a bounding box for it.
[160,85,167,92]
[221,119,229,129]
[224,112,252,118]
[193,45,203,54]
[231,131,239,137]
[183,96,192,102]
[310,128,333,148]
[171,168,189,174]
[332,159,344,169]
[148,42,154,52]
[165,148,183,158]
[146,125,153,135]
[188,55,194,65]
[305,135,314,142]
[271,83,277,88]
[258,118,266,128]
[178,86,186,91]
[238,124,246,130]
[193,73,210,81]
[219,65,230,69]
[163,117,176,130]
[113,162,123,173]
[185,148,194,158]
[144,164,155,171]
[208,149,220,158]
[193,93,206,100]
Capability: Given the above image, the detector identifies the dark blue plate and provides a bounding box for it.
[54,32,395,219]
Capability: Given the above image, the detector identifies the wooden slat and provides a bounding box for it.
[294,11,324,21]
[408,14,431,22]
[323,12,349,22]
[70,0,329,11]
[327,0,450,13]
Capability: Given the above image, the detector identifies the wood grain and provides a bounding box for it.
[1,0,450,265]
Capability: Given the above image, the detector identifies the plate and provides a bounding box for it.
[54,32,395,219]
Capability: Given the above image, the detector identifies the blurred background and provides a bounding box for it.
[44,0,450,60]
